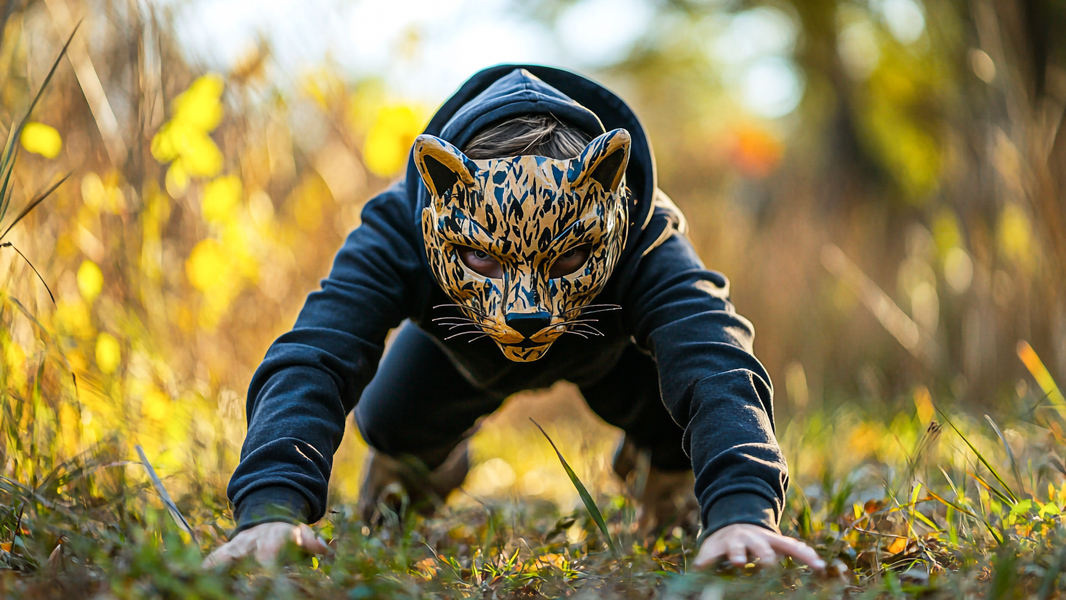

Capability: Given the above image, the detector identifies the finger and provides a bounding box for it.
[727,538,749,567]
[693,538,726,567]
[294,524,331,556]
[202,546,237,569]
[202,534,254,569]
[749,537,777,566]
[769,536,825,570]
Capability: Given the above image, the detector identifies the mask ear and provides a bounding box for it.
[413,135,477,197]
[568,129,631,192]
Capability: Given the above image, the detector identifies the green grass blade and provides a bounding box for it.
[0,173,70,242]
[0,23,79,225]
[984,414,1025,498]
[0,149,18,225]
[926,488,978,519]
[935,406,1018,503]
[939,467,961,498]
[11,23,80,142]
[968,469,1015,506]
[0,243,56,305]
[135,445,199,547]
[530,418,619,559]
[912,506,942,532]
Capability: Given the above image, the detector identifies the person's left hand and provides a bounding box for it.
[202,522,331,568]
[694,523,825,571]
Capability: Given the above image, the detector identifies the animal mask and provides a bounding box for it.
[415,128,631,362]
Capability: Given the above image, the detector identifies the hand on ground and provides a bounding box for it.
[694,523,824,571]
[202,522,331,568]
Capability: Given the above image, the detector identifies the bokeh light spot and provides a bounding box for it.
[77,260,104,303]
[711,7,798,66]
[838,20,881,80]
[556,0,653,67]
[740,56,805,118]
[20,122,62,158]
[943,248,974,294]
[95,333,122,374]
[364,105,424,177]
[186,239,230,292]
[878,0,925,44]
[202,175,243,224]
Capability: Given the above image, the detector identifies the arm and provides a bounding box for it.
[620,207,820,568]
[225,185,428,534]
[624,229,785,536]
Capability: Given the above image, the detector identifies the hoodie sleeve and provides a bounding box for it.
[226,185,427,535]
[621,207,788,538]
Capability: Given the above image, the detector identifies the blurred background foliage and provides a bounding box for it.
[1,0,1066,583]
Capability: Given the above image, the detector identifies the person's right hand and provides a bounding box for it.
[202,522,331,568]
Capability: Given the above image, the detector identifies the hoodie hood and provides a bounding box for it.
[404,65,658,247]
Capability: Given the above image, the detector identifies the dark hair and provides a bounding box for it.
[463,114,593,160]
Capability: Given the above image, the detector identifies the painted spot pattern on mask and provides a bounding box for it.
[415,128,632,362]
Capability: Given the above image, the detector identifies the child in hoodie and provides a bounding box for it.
[205,66,823,571]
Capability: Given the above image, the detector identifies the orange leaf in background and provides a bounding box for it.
[729,125,783,178]
[1018,341,1065,406]
[886,537,908,554]
[413,557,438,579]
[1,542,11,552]
[846,422,881,459]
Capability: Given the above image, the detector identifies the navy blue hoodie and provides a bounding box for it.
[228,65,787,537]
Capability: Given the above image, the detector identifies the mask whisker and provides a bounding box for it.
[563,303,621,315]
[444,329,489,341]
[563,304,622,317]
[433,318,480,328]
[552,318,601,327]
[434,303,491,320]
[444,323,481,331]
[569,324,605,337]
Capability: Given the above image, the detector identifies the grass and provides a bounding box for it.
[0,25,77,305]
[2,332,1066,599]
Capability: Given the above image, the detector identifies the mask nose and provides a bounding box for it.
[505,312,551,339]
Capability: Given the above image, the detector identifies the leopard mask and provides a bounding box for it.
[414,128,631,362]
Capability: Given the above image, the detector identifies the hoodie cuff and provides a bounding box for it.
[231,486,312,538]
[698,493,779,544]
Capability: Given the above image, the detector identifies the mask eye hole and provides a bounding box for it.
[456,245,504,278]
[549,244,592,278]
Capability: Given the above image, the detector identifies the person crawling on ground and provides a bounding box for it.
[204,66,824,572]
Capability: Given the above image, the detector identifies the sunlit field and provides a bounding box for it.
[3,0,1066,597]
